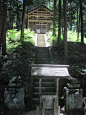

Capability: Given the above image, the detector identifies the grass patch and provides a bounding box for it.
[46,30,86,45]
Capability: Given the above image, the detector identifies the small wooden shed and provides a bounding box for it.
[25,5,54,34]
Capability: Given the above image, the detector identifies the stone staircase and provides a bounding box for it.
[32,34,56,107]
[35,47,51,64]
[37,34,46,47]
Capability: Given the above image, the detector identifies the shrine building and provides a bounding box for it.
[25,5,54,34]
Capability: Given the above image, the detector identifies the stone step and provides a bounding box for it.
[37,34,44,36]
[37,44,46,47]
[35,58,50,61]
[35,53,50,56]
[36,52,49,55]
[37,41,45,44]
[34,78,54,82]
[33,82,54,87]
[36,47,49,50]
[36,50,49,53]
[36,47,48,49]
[32,92,56,98]
[35,61,51,64]
[33,87,55,92]
[32,98,39,105]
[35,55,50,58]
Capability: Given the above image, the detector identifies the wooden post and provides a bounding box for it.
[39,78,42,106]
[58,106,60,115]
[39,78,41,96]
[56,78,59,96]
[56,78,60,115]
[54,98,57,115]
[42,99,45,115]
[46,21,48,32]
[36,106,40,115]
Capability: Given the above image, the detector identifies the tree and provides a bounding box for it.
[77,1,80,41]
[63,0,68,59]
[58,0,61,43]
[53,0,57,36]
[20,0,26,41]
[0,1,3,50]
[1,0,8,55]
[79,0,84,43]
[20,0,33,41]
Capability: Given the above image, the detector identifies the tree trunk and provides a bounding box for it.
[80,0,84,43]
[63,0,68,59]
[9,0,13,29]
[70,2,72,30]
[2,0,8,55]
[77,4,80,41]
[20,0,25,41]
[17,0,19,30]
[0,3,3,50]
[53,0,56,36]
[58,0,61,43]
[49,0,50,7]
[85,15,86,38]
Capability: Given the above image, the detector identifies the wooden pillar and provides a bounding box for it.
[36,106,40,115]
[56,78,60,115]
[39,78,41,101]
[56,78,60,106]
[39,78,42,115]
[42,99,45,115]
[47,21,48,32]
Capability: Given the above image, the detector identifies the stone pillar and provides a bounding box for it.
[4,76,25,110]
[64,76,83,113]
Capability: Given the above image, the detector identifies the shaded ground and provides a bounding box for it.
[51,41,86,96]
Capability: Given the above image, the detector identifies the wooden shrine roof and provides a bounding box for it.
[27,5,53,14]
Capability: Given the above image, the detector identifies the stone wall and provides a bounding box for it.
[64,76,83,112]
[4,76,25,110]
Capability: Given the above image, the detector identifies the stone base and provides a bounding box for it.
[64,87,83,112]
[4,87,25,110]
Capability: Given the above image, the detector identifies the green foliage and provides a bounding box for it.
[6,28,35,54]
[68,31,80,42]
[7,29,20,42]
[0,28,36,85]
[0,42,36,85]
[46,29,63,45]
[13,23,17,28]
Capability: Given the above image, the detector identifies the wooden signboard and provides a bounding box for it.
[31,65,70,78]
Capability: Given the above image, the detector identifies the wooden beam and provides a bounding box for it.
[31,13,51,15]
[29,64,69,67]
[28,9,53,15]
[29,19,52,23]
[29,15,53,17]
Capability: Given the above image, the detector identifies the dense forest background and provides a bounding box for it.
[0,0,86,58]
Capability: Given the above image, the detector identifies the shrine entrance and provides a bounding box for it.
[36,24,47,34]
